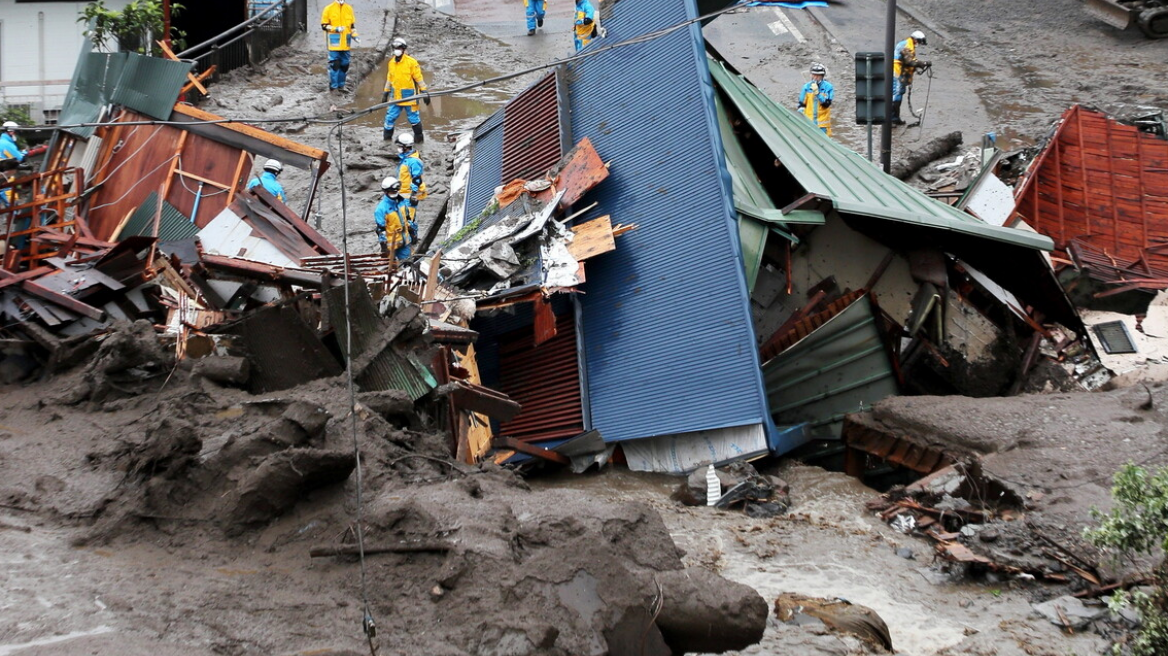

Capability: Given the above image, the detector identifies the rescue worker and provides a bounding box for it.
[381,37,430,144]
[798,62,834,136]
[247,159,286,202]
[892,30,930,125]
[525,0,547,36]
[0,170,13,210]
[574,0,597,51]
[374,177,413,261]
[320,0,357,93]
[395,132,427,210]
[0,121,26,170]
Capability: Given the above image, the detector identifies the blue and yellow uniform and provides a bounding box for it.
[893,36,921,103]
[374,194,413,261]
[574,0,597,51]
[0,132,24,165]
[320,0,356,91]
[798,79,834,136]
[247,170,285,202]
[525,0,547,33]
[398,149,427,206]
[383,54,428,133]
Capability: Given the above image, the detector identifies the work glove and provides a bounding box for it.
[382,92,389,103]
[408,222,418,243]
[422,95,431,106]
[409,198,419,208]
[580,17,593,25]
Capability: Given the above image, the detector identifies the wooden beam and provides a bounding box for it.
[490,436,571,465]
[157,40,208,95]
[449,380,522,422]
[171,104,328,162]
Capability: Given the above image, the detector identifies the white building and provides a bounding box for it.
[0,0,132,123]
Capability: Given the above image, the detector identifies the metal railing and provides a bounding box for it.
[175,0,308,98]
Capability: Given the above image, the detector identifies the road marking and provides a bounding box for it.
[767,8,806,43]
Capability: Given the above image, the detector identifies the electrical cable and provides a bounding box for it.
[329,120,377,656]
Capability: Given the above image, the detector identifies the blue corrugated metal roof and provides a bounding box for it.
[567,0,770,443]
[465,115,504,227]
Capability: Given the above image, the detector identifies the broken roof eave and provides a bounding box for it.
[707,57,1053,254]
[834,201,1055,251]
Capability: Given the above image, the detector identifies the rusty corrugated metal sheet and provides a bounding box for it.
[1015,105,1168,270]
[223,303,343,393]
[501,72,563,183]
[324,280,437,400]
[497,314,584,443]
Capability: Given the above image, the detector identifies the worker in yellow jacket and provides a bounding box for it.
[798,62,834,136]
[382,37,430,144]
[320,0,357,93]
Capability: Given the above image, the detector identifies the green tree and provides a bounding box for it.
[78,1,185,56]
[1085,464,1168,656]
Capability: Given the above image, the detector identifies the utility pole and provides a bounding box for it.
[162,0,172,50]
[880,0,896,173]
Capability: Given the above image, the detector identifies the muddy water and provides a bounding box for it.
[349,56,513,139]
[533,465,990,655]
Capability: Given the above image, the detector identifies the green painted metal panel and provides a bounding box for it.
[121,192,198,241]
[708,58,1053,252]
[110,53,192,121]
[59,50,128,139]
[763,295,899,439]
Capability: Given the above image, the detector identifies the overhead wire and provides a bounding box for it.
[328,119,377,656]
[32,1,763,135]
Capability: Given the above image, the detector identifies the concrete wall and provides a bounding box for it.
[0,0,132,120]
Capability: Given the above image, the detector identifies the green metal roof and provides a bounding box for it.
[707,58,1053,252]
[121,192,198,241]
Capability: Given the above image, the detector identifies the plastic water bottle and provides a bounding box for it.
[706,464,720,506]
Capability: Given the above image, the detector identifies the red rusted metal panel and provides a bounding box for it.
[1015,105,1168,272]
[496,313,584,443]
[501,73,562,183]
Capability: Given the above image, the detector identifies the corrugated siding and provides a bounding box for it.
[763,295,899,439]
[569,0,769,443]
[497,314,584,442]
[121,192,199,240]
[109,53,192,121]
[708,58,1053,252]
[501,73,562,183]
[59,51,127,139]
[1015,105,1168,269]
[465,112,506,221]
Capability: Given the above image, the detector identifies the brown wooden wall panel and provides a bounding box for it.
[1014,105,1168,270]
[85,110,250,241]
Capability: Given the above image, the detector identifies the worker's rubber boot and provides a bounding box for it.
[383,128,394,142]
[379,242,390,258]
[413,123,425,145]
[891,101,905,125]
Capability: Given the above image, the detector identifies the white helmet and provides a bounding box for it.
[395,132,414,148]
[263,158,283,173]
[2,121,17,130]
[392,37,408,49]
[911,30,927,45]
[381,176,402,193]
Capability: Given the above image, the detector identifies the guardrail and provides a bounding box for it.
[176,0,308,99]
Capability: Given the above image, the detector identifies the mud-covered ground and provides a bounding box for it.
[3,0,1168,654]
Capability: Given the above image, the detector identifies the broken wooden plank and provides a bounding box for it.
[491,436,571,465]
[568,215,616,261]
[350,304,421,377]
[449,380,522,423]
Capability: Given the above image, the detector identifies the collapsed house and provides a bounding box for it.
[442,0,1078,473]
